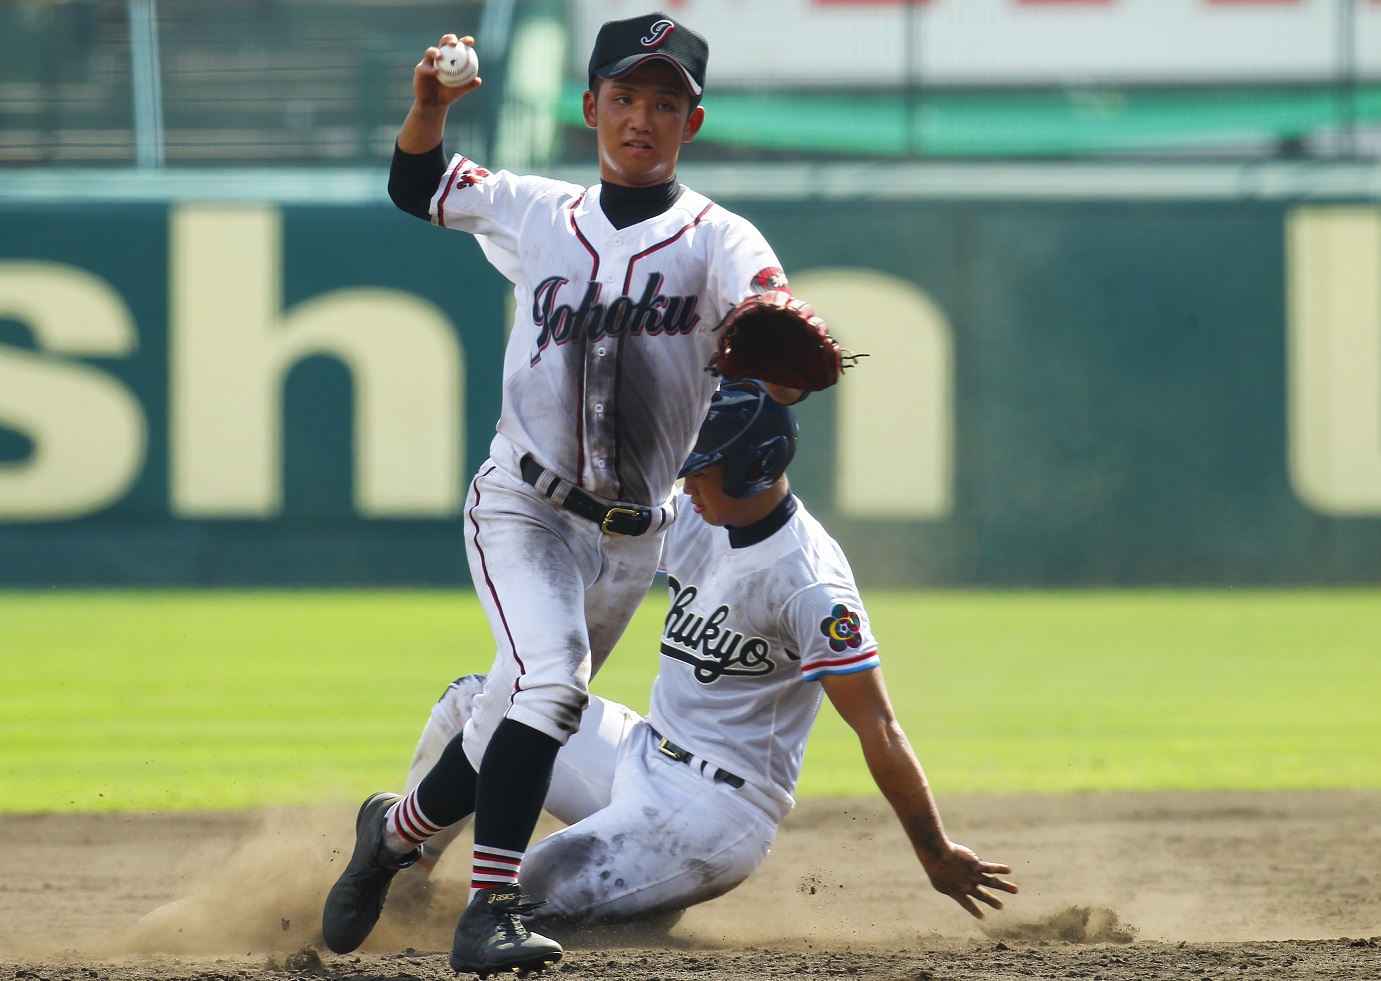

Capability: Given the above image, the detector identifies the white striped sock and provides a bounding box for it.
[385,792,445,854]
[470,844,523,900]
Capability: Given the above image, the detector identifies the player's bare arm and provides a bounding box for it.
[398,34,480,154]
[821,668,1019,919]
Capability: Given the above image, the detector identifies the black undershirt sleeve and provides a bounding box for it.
[388,141,447,221]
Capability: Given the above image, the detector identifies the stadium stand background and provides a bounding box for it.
[3,0,1378,170]
[4,0,1381,587]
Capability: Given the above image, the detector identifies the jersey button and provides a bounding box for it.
[596,347,607,357]
[594,403,604,414]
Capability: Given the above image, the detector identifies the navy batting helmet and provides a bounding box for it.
[678,381,798,498]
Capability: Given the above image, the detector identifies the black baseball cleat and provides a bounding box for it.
[321,792,420,954]
[449,884,563,977]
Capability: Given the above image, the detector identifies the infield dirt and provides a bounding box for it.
[1,790,1377,980]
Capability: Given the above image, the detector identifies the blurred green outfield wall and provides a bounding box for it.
[2,184,1380,586]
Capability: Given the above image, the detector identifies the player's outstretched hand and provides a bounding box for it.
[415,34,481,106]
[921,841,1018,919]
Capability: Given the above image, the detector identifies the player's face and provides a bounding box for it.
[682,464,756,528]
[583,62,705,188]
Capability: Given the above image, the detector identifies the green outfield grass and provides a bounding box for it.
[2,588,1377,813]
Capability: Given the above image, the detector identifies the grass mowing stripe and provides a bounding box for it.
[2,588,1377,813]
[2,591,480,812]
[797,589,1381,796]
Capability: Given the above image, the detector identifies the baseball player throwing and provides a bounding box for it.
[393,382,1018,929]
[321,13,823,978]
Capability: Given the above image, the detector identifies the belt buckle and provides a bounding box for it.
[656,737,682,760]
[601,506,643,536]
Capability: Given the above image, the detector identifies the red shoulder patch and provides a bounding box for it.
[455,165,492,190]
[751,267,789,294]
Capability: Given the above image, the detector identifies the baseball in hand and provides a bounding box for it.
[435,43,478,88]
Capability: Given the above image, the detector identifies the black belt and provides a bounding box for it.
[519,454,654,537]
[648,726,745,789]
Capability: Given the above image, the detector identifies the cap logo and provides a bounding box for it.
[642,19,675,47]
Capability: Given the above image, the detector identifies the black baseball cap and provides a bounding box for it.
[588,12,708,98]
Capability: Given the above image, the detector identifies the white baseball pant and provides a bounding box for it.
[407,677,777,925]
[459,460,667,761]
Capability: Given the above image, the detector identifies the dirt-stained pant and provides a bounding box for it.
[459,460,667,761]
[407,677,777,925]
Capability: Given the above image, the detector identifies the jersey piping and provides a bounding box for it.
[466,464,527,708]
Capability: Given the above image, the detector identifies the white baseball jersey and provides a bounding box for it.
[648,493,880,823]
[431,155,786,506]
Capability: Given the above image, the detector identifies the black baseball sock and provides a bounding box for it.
[413,731,479,826]
[469,718,561,892]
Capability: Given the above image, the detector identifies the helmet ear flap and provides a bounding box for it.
[722,433,795,498]
[755,435,792,482]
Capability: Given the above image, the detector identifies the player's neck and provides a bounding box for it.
[726,488,796,549]
[599,176,684,229]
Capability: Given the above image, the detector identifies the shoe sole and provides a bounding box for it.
[451,953,562,978]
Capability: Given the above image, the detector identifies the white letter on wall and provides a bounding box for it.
[792,269,954,519]
[170,204,464,518]
[0,262,146,521]
[1287,206,1381,515]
